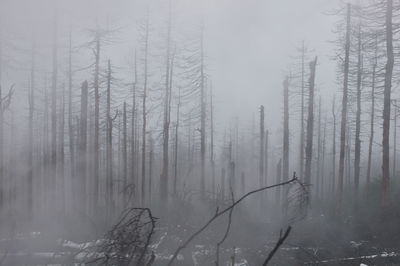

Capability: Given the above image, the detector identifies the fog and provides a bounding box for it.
[0,0,398,265]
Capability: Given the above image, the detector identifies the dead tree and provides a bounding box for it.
[366,55,376,192]
[316,97,321,198]
[382,0,394,204]
[265,129,269,186]
[393,100,397,179]
[50,13,58,205]
[27,35,35,217]
[141,13,150,204]
[160,1,173,203]
[68,29,75,196]
[123,102,128,208]
[200,28,206,199]
[354,24,363,197]
[331,97,337,196]
[283,77,290,202]
[304,57,317,199]
[59,85,65,213]
[338,3,351,205]
[173,88,181,195]
[259,105,265,189]
[78,81,88,214]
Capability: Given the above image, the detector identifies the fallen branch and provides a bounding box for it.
[262,226,292,266]
[167,175,299,266]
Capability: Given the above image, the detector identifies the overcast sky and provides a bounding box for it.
[0,0,342,142]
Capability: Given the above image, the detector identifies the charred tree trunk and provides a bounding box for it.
[141,15,150,204]
[382,0,393,204]
[78,81,88,214]
[93,28,101,213]
[300,41,305,180]
[28,36,35,217]
[354,25,362,198]
[68,30,75,196]
[366,61,376,194]
[259,105,265,189]
[123,102,127,208]
[200,29,206,199]
[332,98,336,196]
[283,77,290,203]
[50,14,58,205]
[305,57,317,203]
[160,3,172,203]
[338,4,351,205]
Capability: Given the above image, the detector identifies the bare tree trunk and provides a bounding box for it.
[265,130,269,186]
[259,105,265,189]
[300,41,305,180]
[366,61,376,194]
[331,98,336,196]
[161,2,172,203]
[305,57,317,201]
[173,90,180,195]
[141,14,150,204]
[68,30,75,200]
[148,132,154,205]
[316,96,321,198]
[283,77,290,203]
[123,102,127,208]
[51,14,58,205]
[106,60,113,215]
[354,25,362,198]
[321,120,326,198]
[200,29,206,199]
[276,159,282,205]
[28,35,35,217]
[382,0,393,204]
[338,4,351,206]
[93,27,101,213]
[210,89,215,198]
[131,54,137,199]
[78,81,88,214]
[59,85,65,214]
[393,101,397,179]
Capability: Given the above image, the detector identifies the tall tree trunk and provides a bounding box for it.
[393,101,397,179]
[123,102,127,208]
[331,98,336,196]
[354,25,362,198]
[141,14,150,204]
[51,14,58,205]
[173,90,180,195]
[93,27,101,213]
[265,130,269,186]
[161,2,172,203]
[59,85,65,214]
[28,35,35,217]
[210,89,215,198]
[106,60,113,215]
[382,0,393,204]
[78,81,88,214]
[131,53,137,199]
[259,105,265,189]
[316,96,321,198]
[366,61,376,194]
[300,41,305,180]
[283,77,290,203]
[68,29,75,200]
[200,29,206,199]
[276,159,282,205]
[338,4,351,205]
[305,57,317,202]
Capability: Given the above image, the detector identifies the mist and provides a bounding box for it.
[0,0,398,265]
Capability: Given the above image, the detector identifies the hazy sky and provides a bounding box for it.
[0,0,342,140]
